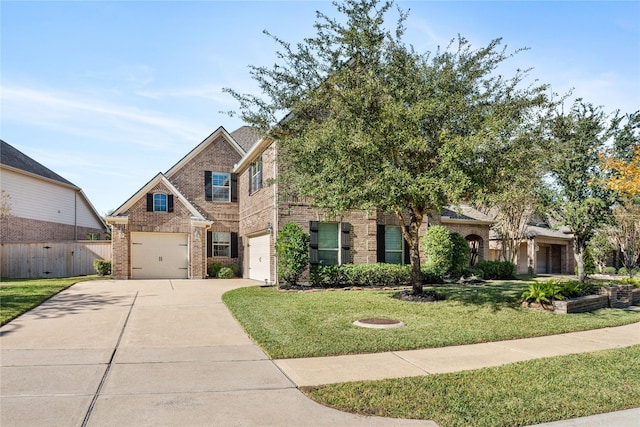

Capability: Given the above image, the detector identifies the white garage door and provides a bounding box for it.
[249,234,271,282]
[131,232,189,279]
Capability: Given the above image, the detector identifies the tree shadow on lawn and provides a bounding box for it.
[428,284,522,312]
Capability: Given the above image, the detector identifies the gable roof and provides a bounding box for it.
[165,127,246,178]
[230,126,264,152]
[1,140,76,188]
[109,172,206,220]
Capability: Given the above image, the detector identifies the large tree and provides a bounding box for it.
[548,100,618,282]
[226,0,550,293]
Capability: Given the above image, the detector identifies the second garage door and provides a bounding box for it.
[131,232,189,279]
[248,234,271,282]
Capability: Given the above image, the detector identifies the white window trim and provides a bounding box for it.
[212,173,231,202]
[153,193,168,212]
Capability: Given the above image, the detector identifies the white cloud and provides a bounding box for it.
[1,84,209,150]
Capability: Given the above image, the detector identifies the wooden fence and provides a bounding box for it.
[1,241,112,279]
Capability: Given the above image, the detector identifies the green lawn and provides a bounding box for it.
[222,281,640,359]
[304,345,640,427]
[0,276,106,325]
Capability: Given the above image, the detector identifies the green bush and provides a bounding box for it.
[228,263,241,277]
[275,222,310,285]
[450,232,471,277]
[208,262,222,278]
[422,226,453,276]
[475,260,515,280]
[617,277,639,287]
[603,266,618,275]
[463,267,484,279]
[308,263,444,287]
[422,226,470,278]
[93,259,111,276]
[217,267,234,279]
[521,279,592,305]
[618,267,638,277]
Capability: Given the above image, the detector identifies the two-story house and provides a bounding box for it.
[106,126,495,281]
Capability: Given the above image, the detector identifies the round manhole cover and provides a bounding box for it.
[353,318,405,329]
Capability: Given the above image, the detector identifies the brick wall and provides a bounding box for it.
[1,215,106,242]
[169,134,242,272]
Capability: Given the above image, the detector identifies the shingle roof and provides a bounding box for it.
[230,126,264,152]
[440,205,494,223]
[0,140,76,187]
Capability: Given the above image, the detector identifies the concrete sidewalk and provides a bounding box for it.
[275,321,640,386]
[1,279,638,427]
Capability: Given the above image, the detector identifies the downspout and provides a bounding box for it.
[272,142,278,285]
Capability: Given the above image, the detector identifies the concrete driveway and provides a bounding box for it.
[1,279,433,427]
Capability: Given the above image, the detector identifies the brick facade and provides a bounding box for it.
[109,127,498,282]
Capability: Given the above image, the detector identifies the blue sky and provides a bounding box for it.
[2,1,639,216]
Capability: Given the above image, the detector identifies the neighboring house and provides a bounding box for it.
[107,126,494,281]
[0,140,108,242]
[489,222,575,275]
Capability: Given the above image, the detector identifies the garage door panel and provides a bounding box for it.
[249,235,271,282]
[131,233,189,279]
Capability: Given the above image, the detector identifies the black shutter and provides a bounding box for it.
[404,226,411,264]
[377,224,386,263]
[341,222,351,264]
[167,195,174,212]
[146,193,153,212]
[309,221,319,265]
[248,163,253,195]
[231,173,238,202]
[207,231,212,258]
[204,171,212,201]
[230,232,238,258]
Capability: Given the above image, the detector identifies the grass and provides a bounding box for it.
[303,345,640,427]
[0,276,106,325]
[222,281,640,359]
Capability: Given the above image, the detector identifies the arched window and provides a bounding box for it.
[465,234,484,266]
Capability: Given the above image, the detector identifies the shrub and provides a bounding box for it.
[450,232,471,277]
[463,267,484,279]
[208,262,222,278]
[475,260,515,280]
[521,279,592,305]
[420,267,445,284]
[275,222,310,285]
[603,266,618,275]
[309,263,433,287]
[228,263,241,277]
[423,226,453,276]
[217,267,234,279]
[93,259,111,276]
[618,267,638,277]
[422,226,470,278]
[618,277,639,286]
[309,265,343,287]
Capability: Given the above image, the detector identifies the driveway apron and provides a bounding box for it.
[1,279,432,427]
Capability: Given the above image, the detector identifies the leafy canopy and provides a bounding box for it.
[225,0,552,290]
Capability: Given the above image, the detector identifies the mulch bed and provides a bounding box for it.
[391,289,446,302]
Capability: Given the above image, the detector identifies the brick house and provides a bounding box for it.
[489,223,575,275]
[1,140,108,242]
[106,126,494,281]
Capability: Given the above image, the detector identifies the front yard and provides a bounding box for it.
[222,281,640,359]
[0,276,106,325]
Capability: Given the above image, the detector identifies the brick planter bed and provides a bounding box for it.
[551,294,609,314]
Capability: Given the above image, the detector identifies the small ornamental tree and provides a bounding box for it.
[275,222,310,285]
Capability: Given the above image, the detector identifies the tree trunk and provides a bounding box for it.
[397,208,424,294]
[574,237,587,283]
